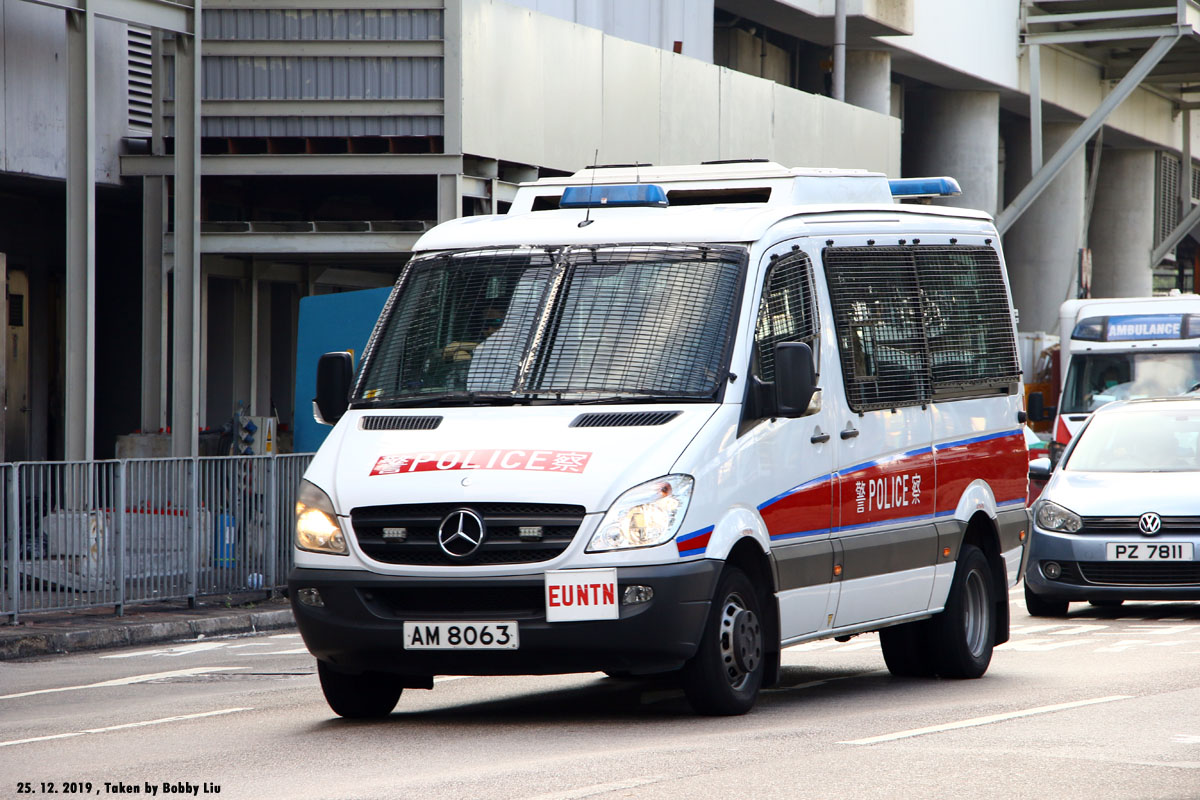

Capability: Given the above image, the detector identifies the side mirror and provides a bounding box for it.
[1027,391,1045,423]
[1028,456,1053,481]
[774,341,817,418]
[314,351,354,425]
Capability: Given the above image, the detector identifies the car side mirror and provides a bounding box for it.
[1028,456,1053,481]
[314,351,354,425]
[774,341,817,418]
[1027,391,1045,423]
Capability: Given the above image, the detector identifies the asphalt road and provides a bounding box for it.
[2,586,1199,800]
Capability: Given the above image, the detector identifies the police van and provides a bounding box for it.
[1039,295,1200,460]
[289,161,1030,717]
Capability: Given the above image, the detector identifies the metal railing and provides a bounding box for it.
[1,453,313,622]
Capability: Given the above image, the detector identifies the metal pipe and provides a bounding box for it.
[833,0,846,102]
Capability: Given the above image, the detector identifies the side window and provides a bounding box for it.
[823,247,930,411]
[753,250,819,383]
[916,246,1021,395]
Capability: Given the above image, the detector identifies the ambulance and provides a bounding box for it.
[1044,295,1200,460]
[289,161,1030,717]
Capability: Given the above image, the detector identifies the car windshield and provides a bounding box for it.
[354,244,747,405]
[1064,407,1200,472]
[1060,351,1200,413]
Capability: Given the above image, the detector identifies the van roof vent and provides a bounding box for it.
[361,415,443,431]
[569,411,681,428]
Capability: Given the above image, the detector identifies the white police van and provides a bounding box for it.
[290,161,1030,717]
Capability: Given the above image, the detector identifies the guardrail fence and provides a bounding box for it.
[2,453,313,623]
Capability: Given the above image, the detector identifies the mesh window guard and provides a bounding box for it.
[753,250,819,383]
[355,244,746,403]
[916,247,1021,391]
[824,247,930,411]
[824,245,1019,412]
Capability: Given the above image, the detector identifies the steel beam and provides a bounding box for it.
[121,153,463,177]
[1030,43,1043,174]
[65,7,95,461]
[1151,196,1200,264]
[165,231,423,255]
[140,177,165,433]
[1025,24,1185,46]
[997,32,1182,234]
[171,18,201,457]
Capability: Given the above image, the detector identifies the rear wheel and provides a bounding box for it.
[879,619,935,677]
[318,661,402,719]
[681,567,765,716]
[1024,581,1070,617]
[930,544,995,679]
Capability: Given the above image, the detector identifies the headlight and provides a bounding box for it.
[587,475,694,553]
[295,480,348,555]
[1035,500,1082,533]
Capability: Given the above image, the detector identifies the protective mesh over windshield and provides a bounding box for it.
[355,244,746,402]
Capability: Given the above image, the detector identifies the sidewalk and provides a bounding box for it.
[0,595,296,661]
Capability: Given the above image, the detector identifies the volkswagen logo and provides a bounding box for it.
[1138,512,1162,536]
[437,509,486,558]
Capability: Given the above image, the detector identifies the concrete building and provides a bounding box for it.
[1,0,1198,461]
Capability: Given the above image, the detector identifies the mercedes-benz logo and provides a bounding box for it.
[437,509,486,558]
[1138,512,1162,536]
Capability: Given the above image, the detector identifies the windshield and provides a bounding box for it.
[1060,351,1200,413]
[1065,407,1200,472]
[354,244,747,405]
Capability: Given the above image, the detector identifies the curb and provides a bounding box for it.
[0,608,296,661]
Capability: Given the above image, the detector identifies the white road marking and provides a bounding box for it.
[1000,638,1093,652]
[1173,734,1200,744]
[0,667,241,701]
[101,641,229,659]
[0,707,252,748]
[520,776,664,800]
[234,648,310,656]
[839,695,1131,745]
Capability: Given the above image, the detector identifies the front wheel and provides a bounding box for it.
[930,544,995,679]
[318,661,403,719]
[681,567,765,716]
[1025,581,1070,617]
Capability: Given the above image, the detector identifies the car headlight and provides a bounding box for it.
[295,480,348,555]
[1035,500,1082,533]
[587,475,694,553]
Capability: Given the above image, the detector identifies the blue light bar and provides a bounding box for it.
[560,184,669,209]
[888,177,962,198]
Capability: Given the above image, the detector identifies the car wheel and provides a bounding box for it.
[1024,581,1070,617]
[681,567,765,716]
[318,660,402,719]
[930,544,995,679]
[879,619,935,677]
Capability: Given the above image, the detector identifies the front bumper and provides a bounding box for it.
[288,560,721,677]
[1025,528,1200,601]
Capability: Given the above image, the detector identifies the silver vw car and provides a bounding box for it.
[1025,395,1200,616]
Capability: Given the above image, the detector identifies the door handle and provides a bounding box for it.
[840,427,859,440]
[810,431,831,444]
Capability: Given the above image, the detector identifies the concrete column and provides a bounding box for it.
[65,7,96,460]
[141,177,165,433]
[1089,149,1156,298]
[902,90,1000,216]
[845,50,891,117]
[1004,122,1087,333]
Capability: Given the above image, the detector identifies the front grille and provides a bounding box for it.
[1080,516,1200,536]
[350,502,586,566]
[360,586,545,619]
[1076,561,1200,586]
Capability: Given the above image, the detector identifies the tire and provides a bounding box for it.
[879,619,935,677]
[681,567,765,716]
[1024,581,1070,617]
[318,661,403,719]
[930,544,995,679]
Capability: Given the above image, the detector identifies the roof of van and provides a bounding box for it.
[413,161,995,252]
